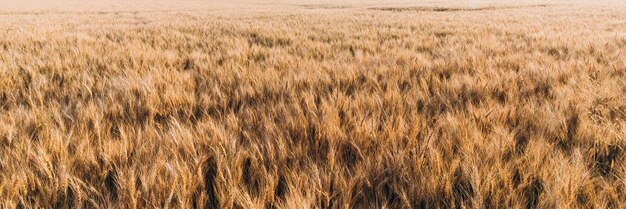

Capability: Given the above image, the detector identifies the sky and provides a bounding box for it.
[0,0,609,12]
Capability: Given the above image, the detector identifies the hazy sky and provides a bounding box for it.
[0,0,607,12]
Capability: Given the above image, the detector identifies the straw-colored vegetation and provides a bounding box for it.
[1,0,625,208]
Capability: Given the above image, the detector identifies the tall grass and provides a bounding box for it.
[0,1,625,208]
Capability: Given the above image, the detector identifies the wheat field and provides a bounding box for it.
[1,0,625,208]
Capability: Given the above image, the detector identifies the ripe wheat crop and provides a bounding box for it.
[0,0,625,208]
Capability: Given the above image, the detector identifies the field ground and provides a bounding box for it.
[1,0,626,208]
